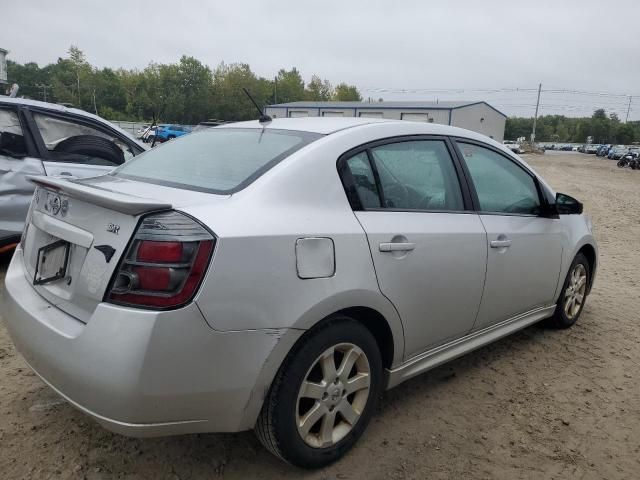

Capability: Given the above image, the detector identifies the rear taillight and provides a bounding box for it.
[106,211,215,309]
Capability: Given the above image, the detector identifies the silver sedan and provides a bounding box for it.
[2,117,597,468]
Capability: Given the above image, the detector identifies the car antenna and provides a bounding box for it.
[242,88,272,123]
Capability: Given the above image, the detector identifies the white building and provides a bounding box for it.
[0,48,8,85]
[265,100,506,141]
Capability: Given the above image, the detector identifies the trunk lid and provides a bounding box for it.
[22,175,223,322]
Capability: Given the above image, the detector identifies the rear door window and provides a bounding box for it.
[0,108,28,157]
[370,140,464,211]
[113,128,321,193]
[33,112,138,166]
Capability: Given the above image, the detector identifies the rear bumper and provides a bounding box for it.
[3,248,301,436]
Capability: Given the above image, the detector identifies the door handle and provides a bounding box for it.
[379,242,416,252]
[490,239,512,248]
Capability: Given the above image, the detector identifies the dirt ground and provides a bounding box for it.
[1,152,639,479]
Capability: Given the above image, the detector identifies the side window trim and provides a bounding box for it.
[337,135,474,213]
[21,108,49,159]
[365,149,386,209]
[451,138,550,217]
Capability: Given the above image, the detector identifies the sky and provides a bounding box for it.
[3,0,640,119]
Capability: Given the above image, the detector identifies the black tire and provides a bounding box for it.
[545,253,590,329]
[617,159,627,168]
[630,160,638,170]
[53,135,125,165]
[255,316,382,468]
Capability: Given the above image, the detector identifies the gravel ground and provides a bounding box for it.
[1,152,639,479]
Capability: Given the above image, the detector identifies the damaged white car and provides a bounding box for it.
[0,97,146,250]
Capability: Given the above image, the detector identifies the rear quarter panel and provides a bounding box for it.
[186,126,424,367]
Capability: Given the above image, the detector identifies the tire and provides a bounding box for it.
[53,135,125,165]
[617,159,627,168]
[545,253,590,329]
[631,160,638,170]
[255,316,382,468]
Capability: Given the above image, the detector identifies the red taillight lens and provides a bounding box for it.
[132,266,172,291]
[106,212,215,309]
[137,240,183,263]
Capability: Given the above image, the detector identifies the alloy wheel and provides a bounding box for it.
[296,343,371,448]
[564,263,587,320]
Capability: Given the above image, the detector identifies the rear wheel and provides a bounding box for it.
[255,316,382,468]
[546,253,590,329]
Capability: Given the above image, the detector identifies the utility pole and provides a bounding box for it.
[41,84,47,102]
[274,76,278,104]
[625,96,632,123]
[531,83,542,144]
[93,89,98,115]
[76,70,81,108]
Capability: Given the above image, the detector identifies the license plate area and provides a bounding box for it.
[33,240,70,285]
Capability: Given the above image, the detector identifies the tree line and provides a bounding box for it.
[6,46,362,124]
[505,109,640,144]
[8,46,640,143]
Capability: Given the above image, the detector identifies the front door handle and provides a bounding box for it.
[379,242,416,252]
[490,239,512,248]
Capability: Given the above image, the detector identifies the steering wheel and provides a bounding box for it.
[416,193,433,210]
[504,197,537,214]
[383,183,409,208]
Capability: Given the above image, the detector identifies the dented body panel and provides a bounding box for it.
[0,155,45,243]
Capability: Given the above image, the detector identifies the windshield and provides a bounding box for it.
[112,128,321,193]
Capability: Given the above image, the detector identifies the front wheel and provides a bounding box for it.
[546,253,590,329]
[255,316,382,468]
[617,159,627,168]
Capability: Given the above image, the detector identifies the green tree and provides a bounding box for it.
[211,63,273,121]
[274,68,304,104]
[333,83,362,101]
[304,75,332,101]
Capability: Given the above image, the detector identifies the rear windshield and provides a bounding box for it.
[112,128,321,193]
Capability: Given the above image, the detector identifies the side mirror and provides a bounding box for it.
[555,193,583,215]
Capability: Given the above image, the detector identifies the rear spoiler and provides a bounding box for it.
[27,176,172,215]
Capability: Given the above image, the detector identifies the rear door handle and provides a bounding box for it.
[379,242,416,252]
[490,239,512,248]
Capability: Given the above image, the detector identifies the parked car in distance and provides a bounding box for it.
[585,144,599,154]
[0,96,146,249]
[154,124,192,142]
[608,146,628,159]
[560,145,574,151]
[596,145,611,157]
[136,124,150,138]
[3,118,597,468]
[503,140,524,154]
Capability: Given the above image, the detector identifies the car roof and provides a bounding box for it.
[220,117,394,134]
[218,117,498,143]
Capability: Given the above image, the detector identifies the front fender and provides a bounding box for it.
[554,214,598,301]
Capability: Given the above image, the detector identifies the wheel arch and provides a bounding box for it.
[577,243,597,294]
[239,295,404,431]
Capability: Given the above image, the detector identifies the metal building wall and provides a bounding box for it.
[449,103,506,142]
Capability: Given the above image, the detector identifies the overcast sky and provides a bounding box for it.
[4,0,640,118]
